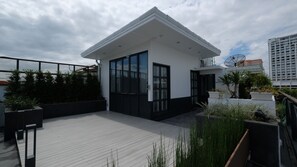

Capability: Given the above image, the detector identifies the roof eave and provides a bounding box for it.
[81,7,221,59]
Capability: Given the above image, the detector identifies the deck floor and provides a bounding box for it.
[16,111,187,167]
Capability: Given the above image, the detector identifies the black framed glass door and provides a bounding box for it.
[153,63,170,112]
[190,72,215,105]
[109,51,148,118]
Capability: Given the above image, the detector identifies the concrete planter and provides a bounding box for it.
[196,112,280,167]
[4,106,43,141]
[250,92,273,101]
[208,91,223,99]
[41,100,106,119]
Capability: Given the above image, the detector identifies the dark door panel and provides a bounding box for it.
[109,51,148,118]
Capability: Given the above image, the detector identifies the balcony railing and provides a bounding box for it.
[200,58,216,67]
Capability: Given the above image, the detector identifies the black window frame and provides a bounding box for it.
[153,63,170,112]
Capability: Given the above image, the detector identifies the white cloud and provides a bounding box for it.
[0,0,297,74]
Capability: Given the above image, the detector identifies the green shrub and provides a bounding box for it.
[147,136,167,167]
[276,102,286,123]
[4,96,37,111]
[23,70,35,99]
[203,103,276,122]
[5,70,103,104]
[148,119,245,167]
[5,70,21,98]
[44,72,54,103]
[54,72,65,102]
[35,71,46,103]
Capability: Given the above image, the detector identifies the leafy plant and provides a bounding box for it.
[219,74,232,96]
[4,96,37,111]
[149,118,245,167]
[276,102,286,123]
[5,70,21,98]
[203,103,276,122]
[147,136,168,167]
[54,72,65,102]
[23,70,35,99]
[44,72,54,103]
[253,73,272,88]
[219,71,241,98]
[106,150,119,167]
[35,71,46,103]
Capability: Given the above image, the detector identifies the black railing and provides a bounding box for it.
[282,91,297,141]
[0,56,93,76]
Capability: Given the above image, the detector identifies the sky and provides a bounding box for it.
[1,0,297,76]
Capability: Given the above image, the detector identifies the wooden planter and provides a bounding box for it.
[250,92,273,101]
[4,106,43,141]
[196,112,279,167]
[225,129,250,167]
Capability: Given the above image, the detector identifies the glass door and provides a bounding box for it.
[153,63,170,112]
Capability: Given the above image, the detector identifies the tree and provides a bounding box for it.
[5,70,21,98]
[253,73,272,88]
[44,72,54,103]
[229,71,241,98]
[35,71,46,103]
[23,70,35,99]
[219,73,232,97]
[54,72,65,102]
[219,71,241,98]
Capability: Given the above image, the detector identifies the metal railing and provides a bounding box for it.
[281,91,297,141]
[0,56,94,76]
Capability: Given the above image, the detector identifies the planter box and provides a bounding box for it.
[41,100,106,119]
[225,129,250,167]
[208,91,223,99]
[4,106,43,141]
[250,92,273,101]
[196,112,280,167]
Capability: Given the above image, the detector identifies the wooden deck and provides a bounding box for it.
[16,111,187,167]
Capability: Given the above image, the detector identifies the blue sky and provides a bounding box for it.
[0,0,297,75]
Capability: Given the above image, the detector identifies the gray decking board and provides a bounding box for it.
[16,111,187,167]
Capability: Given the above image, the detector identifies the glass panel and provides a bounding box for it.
[161,67,167,77]
[161,89,167,100]
[122,58,129,93]
[110,69,116,92]
[153,65,159,76]
[116,59,122,93]
[194,80,197,87]
[161,78,167,88]
[153,78,159,89]
[153,90,159,100]
[110,61,116,69]
[139,53,148,94]
[130,55,138,93]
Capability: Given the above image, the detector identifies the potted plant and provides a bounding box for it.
[249,73,274,101]
[219,71,241,98]
[4,70,43,141]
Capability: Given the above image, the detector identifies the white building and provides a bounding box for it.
[269,33,297,87]
[81,7,221,120]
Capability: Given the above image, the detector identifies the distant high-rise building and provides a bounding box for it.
[269,33,297,87]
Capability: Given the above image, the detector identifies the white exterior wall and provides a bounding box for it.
[100,41,151,110]
[149,41,200,101]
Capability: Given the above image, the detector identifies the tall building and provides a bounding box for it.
[269,33,297,87]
